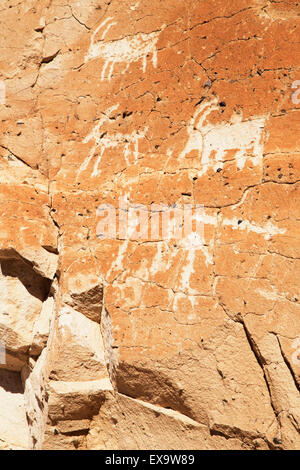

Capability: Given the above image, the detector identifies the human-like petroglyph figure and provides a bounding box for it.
[85,17,163,80]
[180,97,266,176]
[79,104,148,177]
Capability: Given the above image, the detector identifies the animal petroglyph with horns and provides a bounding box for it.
[179,97,266,176]
[85,17,163,80]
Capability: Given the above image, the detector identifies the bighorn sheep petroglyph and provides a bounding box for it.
[179,97,266,176]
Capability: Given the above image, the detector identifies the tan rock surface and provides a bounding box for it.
[0,0,299,450]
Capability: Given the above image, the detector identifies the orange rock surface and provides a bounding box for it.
[0,0,299,450]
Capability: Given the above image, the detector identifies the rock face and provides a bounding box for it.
[0,0,300,450]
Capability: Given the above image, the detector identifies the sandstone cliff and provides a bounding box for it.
[0,0,299,450]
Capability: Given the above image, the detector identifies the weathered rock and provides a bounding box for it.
[30,297,55,357]
[0,370,29,450]
[49,306,109,381]
[47,379,113,422]
[87,393,251,450]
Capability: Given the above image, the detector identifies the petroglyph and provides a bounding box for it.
[180,97,266,176]
[79,105,148,177]
[85,17,163,80]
